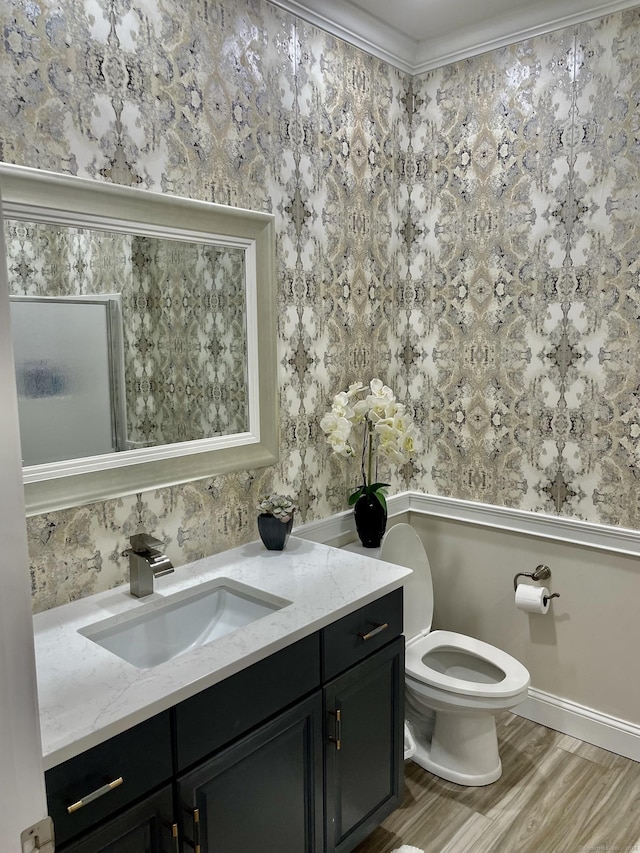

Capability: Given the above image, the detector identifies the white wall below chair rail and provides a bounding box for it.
[294,491,640,763]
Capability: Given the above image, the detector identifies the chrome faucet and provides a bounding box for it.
[125,532,174,598]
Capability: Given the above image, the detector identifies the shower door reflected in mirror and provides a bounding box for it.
[10,294,127,466]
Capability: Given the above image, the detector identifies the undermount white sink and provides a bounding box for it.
[78,578,291,669]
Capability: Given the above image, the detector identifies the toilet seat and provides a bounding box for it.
[406,629,530,699]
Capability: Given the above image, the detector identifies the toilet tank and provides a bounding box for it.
[380,523,433,641]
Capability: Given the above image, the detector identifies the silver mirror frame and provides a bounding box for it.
[0,163,278,515]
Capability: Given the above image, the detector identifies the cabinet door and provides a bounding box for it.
[324,636,405,853]
[58,784,176,853]
[176,692,323,853]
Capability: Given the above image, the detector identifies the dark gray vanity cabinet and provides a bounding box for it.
[46,589,404,853]
[173,633,323,853]
[323,595,405,853]
[176,693,323,852]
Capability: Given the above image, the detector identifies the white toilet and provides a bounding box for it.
[380,523,530,787]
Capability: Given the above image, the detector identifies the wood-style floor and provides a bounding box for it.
[354,712,640,853]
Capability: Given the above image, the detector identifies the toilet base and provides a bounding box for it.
[410,710,503,787]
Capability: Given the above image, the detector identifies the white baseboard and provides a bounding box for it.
[514,688,640,762]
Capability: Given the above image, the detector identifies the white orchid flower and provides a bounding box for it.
[321,379,417,492]
[352,399,370,421]
[380,444,408,465]
[330,391,356,421]
[401,424,419,454]
[320,412,354,458]
[328,430,354,457]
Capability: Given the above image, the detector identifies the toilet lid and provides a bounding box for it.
[380,523,433,638]
[406,630,530,698]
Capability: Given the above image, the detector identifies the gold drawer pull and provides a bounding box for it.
[329,709,342,750]
[184,805,201,853]
[67,777,123,813]
[358,622,389,641]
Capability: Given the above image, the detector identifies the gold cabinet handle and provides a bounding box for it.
[358,622,389,641]
[67,777,123,813]
[184,805,201,853]
[329,709,342,751]
[163,820,180,853]
[194,807,201,853]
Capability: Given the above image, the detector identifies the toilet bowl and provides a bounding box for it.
[380,523,530,787]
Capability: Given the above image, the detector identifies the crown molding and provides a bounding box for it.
[270,0,640,74]
[412,0,640,73]
[268,0,419,74]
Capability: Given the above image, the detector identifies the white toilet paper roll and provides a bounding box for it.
[515,583,550,614]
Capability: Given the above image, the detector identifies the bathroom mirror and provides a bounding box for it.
[0,163,278,515]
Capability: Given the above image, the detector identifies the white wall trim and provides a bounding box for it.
[270,0,640,74]
[296,490,640,559]
[412,0,640,74]
[406,492,640,559]
[515,689,640,762]
[268,0,418,74]
[292,491,412,543]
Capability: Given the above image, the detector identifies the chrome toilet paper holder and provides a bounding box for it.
[513,563,550,591]
[513,564,560,604]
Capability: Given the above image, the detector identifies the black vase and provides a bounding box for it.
[257,513,294,550]
[353,494,387,548]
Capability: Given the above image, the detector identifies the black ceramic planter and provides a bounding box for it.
[257,513,294,550]
[353,494,387,548]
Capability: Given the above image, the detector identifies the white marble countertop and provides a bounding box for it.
[33,537,410,770]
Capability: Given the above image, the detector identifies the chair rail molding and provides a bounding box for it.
[296,491,640,559]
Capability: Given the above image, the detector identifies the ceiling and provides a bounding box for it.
[272,0,639,73]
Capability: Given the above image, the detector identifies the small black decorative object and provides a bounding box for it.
[353,493,387,548]
[257,513,294,551]
[255,494,297,551]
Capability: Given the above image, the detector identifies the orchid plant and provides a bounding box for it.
[320,379,419,510]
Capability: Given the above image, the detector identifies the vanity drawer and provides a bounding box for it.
[174,631,321,771]
[45,710,172,847]
[322,588,403,681]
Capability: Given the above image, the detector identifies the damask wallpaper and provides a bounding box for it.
[0,0,638,611]
[405,13,640,525]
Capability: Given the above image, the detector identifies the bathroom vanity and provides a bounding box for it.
[34,538,410,852]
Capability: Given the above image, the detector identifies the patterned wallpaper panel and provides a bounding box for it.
[124,236,247,445]
[405,10,640,525]
[0,0,638,611]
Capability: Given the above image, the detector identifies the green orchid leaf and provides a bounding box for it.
[373,488,388,511]
[367,482,390,494]
[348,486,365,505]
